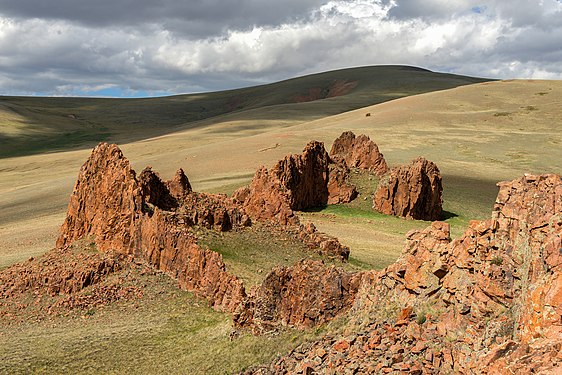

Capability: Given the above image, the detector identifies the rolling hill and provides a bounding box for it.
[0,65,488,158]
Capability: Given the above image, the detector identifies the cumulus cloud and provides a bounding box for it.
[0,0,560,96]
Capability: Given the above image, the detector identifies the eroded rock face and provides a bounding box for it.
[56,143,142,252]
[330,131,388,176]
[139,167,179,211]
[132,209,246,313]
[166,168,192,199]
[298,222,350,260]
[234,260,362,333]
[249,173,562,374]
[238,141,330,225]
[373,157,443,221]
[327,155,358,204]
[56,143,247,313]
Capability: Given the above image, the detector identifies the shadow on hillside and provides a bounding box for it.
[0,66,490,159]
[441,210,459,220]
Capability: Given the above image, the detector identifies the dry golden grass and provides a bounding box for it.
[1,78,561,374]
[1,79,561,269]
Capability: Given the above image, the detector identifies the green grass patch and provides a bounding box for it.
[196,225,362,287]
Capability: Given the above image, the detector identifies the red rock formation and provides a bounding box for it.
[235,166,297,225]
[139,167,179,211]
[179,192,251,231]
[327,155,358,204]
[373,157,443,221]
[56,142,353,325]
[330,131,388,176]
[132,209,246,313]
[56,143,248,313]
[56,143,142,252]
[238,141,330,225]
[246,173,562,374]
[234,260,362,333]
[0,247,143,322]
[0,248,123,299]
[166,168,192,199]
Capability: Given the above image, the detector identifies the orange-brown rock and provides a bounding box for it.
[234,260,362,333]
[327,155,358,204]
[56,142,355,328]
[0,247,142,323]
[238,141,330,225]
[56,143,142,252]
[298,222,350,260]
[166,168,192,199]
[373,157,443,221]
[330,131,388,176]
[139,167,179,211]
[0,247,123,299]
[234,166,297,225]
[132,209,246,313]
[245,173,562,374]
[56,143,247,313]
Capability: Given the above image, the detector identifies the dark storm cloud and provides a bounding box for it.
[0,0,325,36]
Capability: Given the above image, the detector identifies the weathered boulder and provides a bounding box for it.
[179,192,251,231]
[298,222,350,260]
[166,168,192,199]
[327,155,358,204]
[234,260,362,333]
[330,131,388,176]
[373,157,443,221]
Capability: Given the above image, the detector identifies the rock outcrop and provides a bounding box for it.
[237,141,330,225]
[327,155,358,204]
[247,173,562,374]
[234,260,362,334]
[56,142,355,327]
[233,141,351,259]
[373,156,443,221]
[298,222,350,260]
[57,143,248,314]
[56,143,142,252]
[166,168,192,199]
[330,131,388,176]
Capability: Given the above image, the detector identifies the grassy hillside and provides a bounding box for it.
[1,70,561,374]
[0,66,487,158]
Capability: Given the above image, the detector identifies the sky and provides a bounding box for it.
[0,0,561,97]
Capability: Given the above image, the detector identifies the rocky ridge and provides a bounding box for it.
[245,173,562,374]
[54,142,356,329]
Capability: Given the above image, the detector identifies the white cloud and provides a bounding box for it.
[0,0,560,96]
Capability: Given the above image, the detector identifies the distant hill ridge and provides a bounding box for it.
[0,65,489,158]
